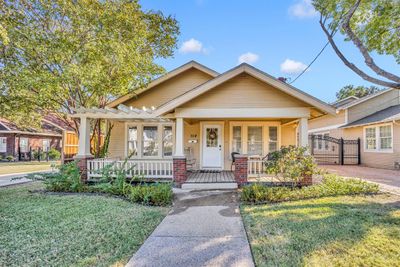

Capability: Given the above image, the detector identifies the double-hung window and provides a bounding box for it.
[42,139,50,151]
[20,138,28,152]
[268,126,278,152]
[364,124,392,152]
[0,137,6,152]
[127,123,174,158]
[232,126,242,153]
[247,126,263,156]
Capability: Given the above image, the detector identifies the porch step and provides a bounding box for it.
[181,182,238,190]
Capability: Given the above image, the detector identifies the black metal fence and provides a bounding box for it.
[309,135,360,165]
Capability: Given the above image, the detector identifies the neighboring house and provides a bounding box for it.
[71,61,335,186]
[0,114,76,161]
[309,89,400,169]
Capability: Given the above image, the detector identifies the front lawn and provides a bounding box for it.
[241,194,400,267]
[0,161,59,175]
[0,183,169,266]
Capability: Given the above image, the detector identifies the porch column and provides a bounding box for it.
[75,116,93,182]
[174,117,184,157]
[298,117,309,147]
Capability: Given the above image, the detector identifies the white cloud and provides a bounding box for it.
[280,59,308,74]
[288,0,318,19]
[238,52,259,65]
[179,38,206,54]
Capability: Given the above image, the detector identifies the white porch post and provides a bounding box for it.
[298,117,309,147]
[174,117,185,157]
[77,116,92,157]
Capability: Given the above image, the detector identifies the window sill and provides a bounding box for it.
[364,149,393,154]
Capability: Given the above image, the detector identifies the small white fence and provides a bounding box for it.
[87,159,173,180]
[247,159,267,177]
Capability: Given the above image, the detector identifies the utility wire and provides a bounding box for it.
[290,41,330,85]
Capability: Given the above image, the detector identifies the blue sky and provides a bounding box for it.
[140,0,399,103]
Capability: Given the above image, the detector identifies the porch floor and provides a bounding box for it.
[186,171,235,183]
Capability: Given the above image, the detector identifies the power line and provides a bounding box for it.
[289,41,330,85]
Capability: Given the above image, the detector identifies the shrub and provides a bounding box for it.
[265,146,320,186]
[128,183,173,206]
[48,148,61,160]
[27,162,84,192]
[6,155,14,162]
[241,174,379,204]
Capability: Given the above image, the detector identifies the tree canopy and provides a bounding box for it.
[313,0,400,89]
[336,84,381,100]
[0,0,179,130]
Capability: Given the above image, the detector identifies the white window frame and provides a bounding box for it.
[0,137,7,152]
[42,139,50,151]
[125,122,175,159]
[313,131,330,151]
[229,121,281,157]
[363,123,393,153]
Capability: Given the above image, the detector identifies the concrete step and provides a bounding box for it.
[181,182,238,190]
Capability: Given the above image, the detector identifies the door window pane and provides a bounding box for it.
[247,126,262,155]
[379,125,392,149]
[232,126,242,153]
[268,126,278,152]
[206,128,218,147]
[128,126,138,157]
[143,126,158,156]
[163,126,173,157]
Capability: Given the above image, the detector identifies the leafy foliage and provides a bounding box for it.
[313,0,400,88]
[241,174,379,204]
[0,0,179,129]
[336,84,381,100]
[48,148,61,160]
[265,146,319,186]
[128,184,173,206]
[28,159,173,206]
[28,162,84,192]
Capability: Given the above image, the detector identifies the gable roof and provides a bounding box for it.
[154,63,336,116]
[107,61,219,108]
[337,88,394,110]
[341,104,400,128]
[0,117,63,136]
[331,96,359,108]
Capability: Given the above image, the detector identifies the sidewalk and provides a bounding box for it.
[126,189,254,267]
[0,170,51,187]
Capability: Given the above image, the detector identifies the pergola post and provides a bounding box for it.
[74,116,93,181]
[298,117,309,147]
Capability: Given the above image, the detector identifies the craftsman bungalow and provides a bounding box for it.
[71,61,335,188]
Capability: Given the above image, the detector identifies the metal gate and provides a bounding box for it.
[309,135,361,165]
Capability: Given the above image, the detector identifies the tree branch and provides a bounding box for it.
[319,15,400,89]
[342,0,400,83]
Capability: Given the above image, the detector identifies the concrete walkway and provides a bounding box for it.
[323,165,400,195]
[127,189,254,267]
[0,170,51,187]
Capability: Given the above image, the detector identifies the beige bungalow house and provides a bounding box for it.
[309,88,400,170]
[71,61,335,188]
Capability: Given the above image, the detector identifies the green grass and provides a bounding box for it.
[0,161,59,175]
[241,194,400,267]
[0,183,169,266]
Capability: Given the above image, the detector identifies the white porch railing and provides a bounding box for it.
[87,159,173,180]
[247,159,266,177]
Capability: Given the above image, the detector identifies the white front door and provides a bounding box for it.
[202,124,223,169]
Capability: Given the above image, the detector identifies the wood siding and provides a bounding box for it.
[181,73,311,109]
[340,123,400,169]
[122,68,214,108]
[348,90,400,123]
[309,110,346,131]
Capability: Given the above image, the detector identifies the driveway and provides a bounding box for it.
[0,170,52,187]
[126,189,254,267]
[322,165,400,194]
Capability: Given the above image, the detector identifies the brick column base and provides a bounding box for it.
[301,174,313,186]
[74,155,94,182]
[173,156,187,187]
[234,155,248,186]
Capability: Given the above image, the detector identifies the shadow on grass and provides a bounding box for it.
[242,196,400,267]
